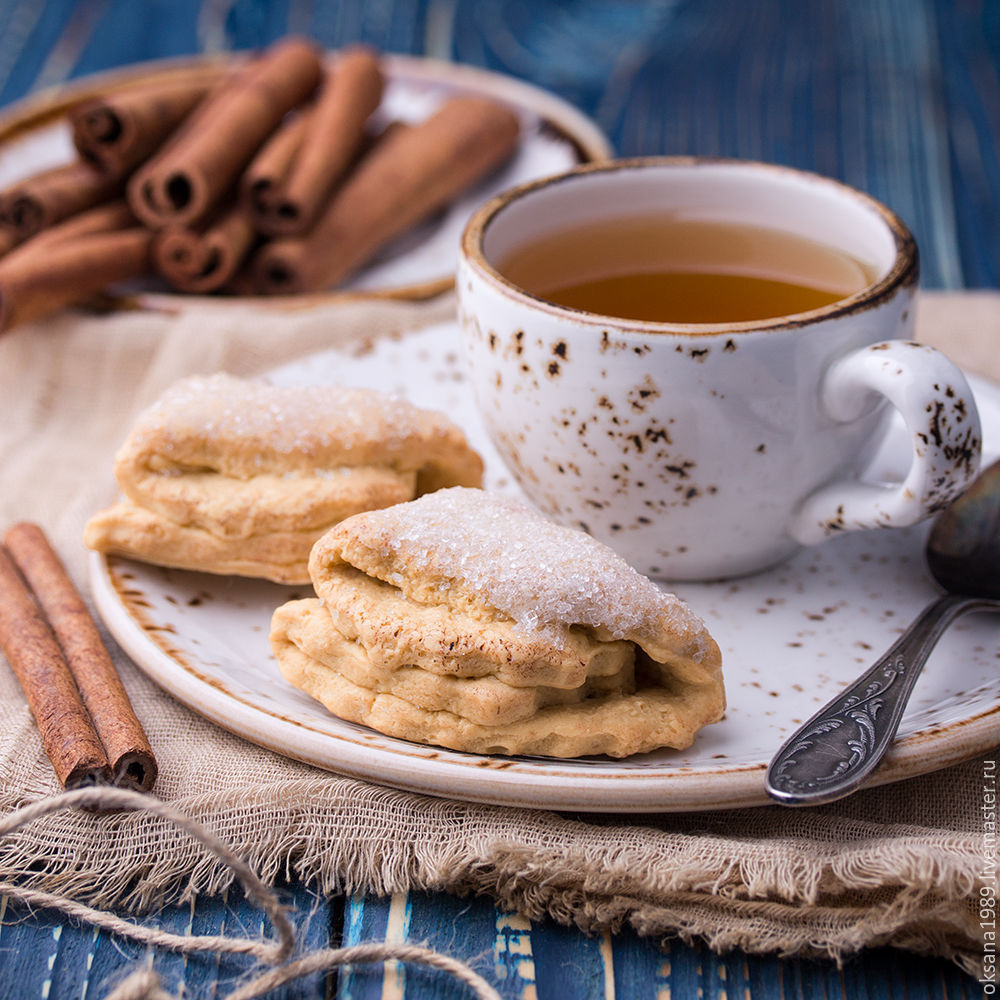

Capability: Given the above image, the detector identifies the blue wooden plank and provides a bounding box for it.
[0,896,152,998]
[222,0,294,51]
[654,935,722,1000]
[144,881,331,999]
[741,945,982,1000]
[744,950,843,1000]
[0,0,85,104]
[376,0,435,56]
[843,947,980,1000]
[336,892,531,1000]
[0,880,333,999]
[932,0,1000,288]
[0,895,73,998]
[525,918,611,999]
[607,926,670,997]
[310,0,365,52]
[295,884,341,995]
[2,886,982,1000]
[127,890,242,998]
[299,0,431,54]
[335,887,964,1000]
[337,891,555,1000]
[69,0,207,79]
[44,906,188,1000]
[471,901,537,999]
[449,0,678,125]
[406,890,541,1000]
[338,890,393,1000]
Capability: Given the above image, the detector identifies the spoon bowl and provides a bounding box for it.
[766,458,1000,806]
[926,458,1000,599]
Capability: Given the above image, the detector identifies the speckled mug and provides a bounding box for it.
[457,158,982,581]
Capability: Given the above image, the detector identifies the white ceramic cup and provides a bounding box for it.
[457,158,982,581]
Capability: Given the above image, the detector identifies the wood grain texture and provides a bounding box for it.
[0,884,332,999]
[6,886,978,998]
[333,892,983,999]
[0,0,992,997]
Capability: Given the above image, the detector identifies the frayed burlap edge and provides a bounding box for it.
[0,774,984,977]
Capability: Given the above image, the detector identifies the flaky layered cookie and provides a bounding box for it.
[84,374,483,583]
[271,487,725,757]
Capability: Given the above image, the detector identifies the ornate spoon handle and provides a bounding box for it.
[765,594,1000,806]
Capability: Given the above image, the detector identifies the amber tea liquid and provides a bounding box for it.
[497,216,879,324]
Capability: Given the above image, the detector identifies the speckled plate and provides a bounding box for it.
[0,53,610,305]
[89,321,1000,812]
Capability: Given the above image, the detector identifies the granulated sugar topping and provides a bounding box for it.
[366,487,707,643]
[132,373,447,455]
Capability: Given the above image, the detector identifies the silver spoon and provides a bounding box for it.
[765,458,1000,806]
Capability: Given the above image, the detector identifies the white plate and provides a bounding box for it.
[0,53,610,303]
[89,322,1000,812]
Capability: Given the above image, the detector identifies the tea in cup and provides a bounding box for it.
[457,158,982,580]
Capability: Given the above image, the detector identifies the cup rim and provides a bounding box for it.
[460,156,919,336]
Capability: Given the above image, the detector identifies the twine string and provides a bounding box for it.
[0,786,295,962]
[1,787,502,1000]
[0,881,275,958]
[221,943,502,1000]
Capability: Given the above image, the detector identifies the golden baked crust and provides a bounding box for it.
[317,564,634,687]
[273,487,725,757]
[85,502,324,583]
[272,598,633,728]
[84,373,483,582]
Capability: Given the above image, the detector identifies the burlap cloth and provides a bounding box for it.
[0,290,994,978]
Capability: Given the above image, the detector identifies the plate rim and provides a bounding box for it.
[87,356,1000,813]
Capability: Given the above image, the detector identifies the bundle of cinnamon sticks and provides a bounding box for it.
[0,36,521,332]
[0,523,156,792]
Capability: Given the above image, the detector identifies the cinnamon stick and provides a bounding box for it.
[239,109,313,221]
[242,115,399,227]
[250,46,384,236]
[0,226,152,332]
[0,161,123,240]
[70,78,211,177]
[4,524,156,791]
[26,199,136,250]
[250,97,520,294]
[127,37,323,229]
[152,202,257,293]
[0,227,18,259]
[0,546,110,789]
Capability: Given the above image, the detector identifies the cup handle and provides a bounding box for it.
[789,341,982,546]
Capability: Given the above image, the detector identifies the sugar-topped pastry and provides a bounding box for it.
[271,487,724,757]
[84,374,483,583]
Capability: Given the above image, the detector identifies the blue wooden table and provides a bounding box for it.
[0,0,994,996]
